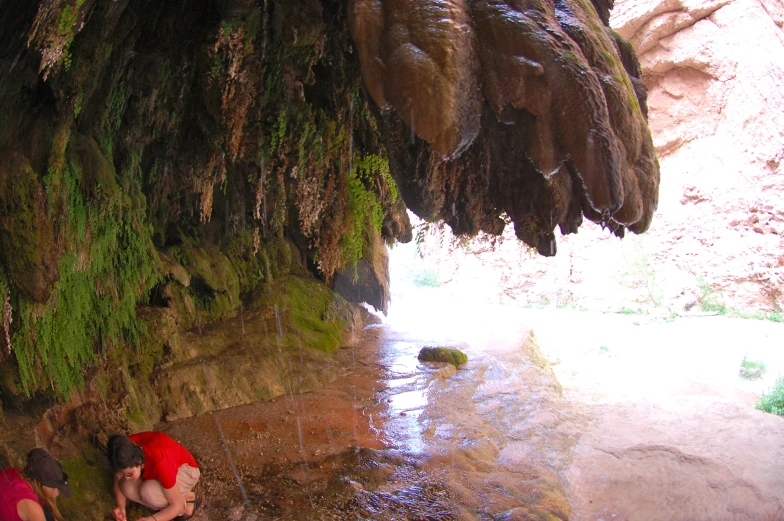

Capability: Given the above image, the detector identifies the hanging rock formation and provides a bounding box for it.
[0,0,655,411]
[348,0,660,255]
[408,0,784,313]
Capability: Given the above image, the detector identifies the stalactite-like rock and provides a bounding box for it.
[349,0,660,251]
[0,0,657,399]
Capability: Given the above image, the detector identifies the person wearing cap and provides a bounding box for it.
[107,432,199,521]
[0,448,71,521]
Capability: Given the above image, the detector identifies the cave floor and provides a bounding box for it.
[161,301,784,521]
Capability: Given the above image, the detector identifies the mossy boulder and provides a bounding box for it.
[261,237,296,279]
[162,244,242,327]
[520,329,549,371]
[418,347,468,367]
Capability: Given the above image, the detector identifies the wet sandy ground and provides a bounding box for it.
[157,300,784,521]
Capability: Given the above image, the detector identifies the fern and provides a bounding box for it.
[12,157,159,398]
[341,153,387,273]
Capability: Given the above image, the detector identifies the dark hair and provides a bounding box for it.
[107,435,145,471]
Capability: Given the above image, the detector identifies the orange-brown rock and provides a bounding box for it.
[348,0,483,159]
[349,0,660,253]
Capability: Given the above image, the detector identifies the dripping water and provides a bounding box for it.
[225,185,230,235]
[349,100,354,176]
[240,302,245,336]
[295,416,309,470]
[411,108,416,144]
[274,304,283,348]
[261,162,267,238]
[260,0,269,63]
[352,384,359,453]
[213,415,251,509]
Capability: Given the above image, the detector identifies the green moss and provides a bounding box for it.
[262,237,292,278]
[418,347,468,367]
[268,276,353,353]
[11,136,160,398]
[59,451,114,520]
[175,245,241,322]
[342,153,388,273]
[0,153,59,303]
[55,0,87,71]
[756,376,784,415]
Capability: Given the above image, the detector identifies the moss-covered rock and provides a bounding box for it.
[519,329,561,394]
[163,244,242,327]
[262,237,294,279]
[58,449,115,521]
[418,347,468,367]
[154,274,360,421]
[0,152,60,303]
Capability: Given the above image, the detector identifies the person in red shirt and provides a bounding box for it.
[0,448,71,521]
[107,432,200,521]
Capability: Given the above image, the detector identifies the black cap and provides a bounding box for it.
[25,449,72,498]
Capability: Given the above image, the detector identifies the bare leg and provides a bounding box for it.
[119,479,146,506]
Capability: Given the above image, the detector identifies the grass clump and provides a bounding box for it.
[739,357,766,380]
[698,279,783,322]
[756,376,784,416]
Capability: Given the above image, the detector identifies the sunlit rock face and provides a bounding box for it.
[611,0,784,310]
[349,0,660,255]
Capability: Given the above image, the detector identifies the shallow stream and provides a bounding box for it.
[162,295,784,521]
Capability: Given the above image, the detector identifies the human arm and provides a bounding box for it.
[112,475,127,521]
[16,498,47,521]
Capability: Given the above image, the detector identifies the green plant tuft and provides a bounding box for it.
[756,376,784,416]
[740,357,767,380]
[342,153,387,272]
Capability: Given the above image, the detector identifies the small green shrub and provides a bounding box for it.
[698,278,727,314]
[739,357,766,380]
[756,376,784,416]
[698,279,783,322]
[617,236,662,306]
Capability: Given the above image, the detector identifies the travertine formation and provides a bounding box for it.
[0,0,657,403]
[411,0,784,312]
[349,0,660,255]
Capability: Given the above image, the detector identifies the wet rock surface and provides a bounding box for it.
[348,0,660,250]
[154,299,784,520]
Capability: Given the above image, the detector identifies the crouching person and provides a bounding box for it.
[0,448,71,521]
[107,432,200,521]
